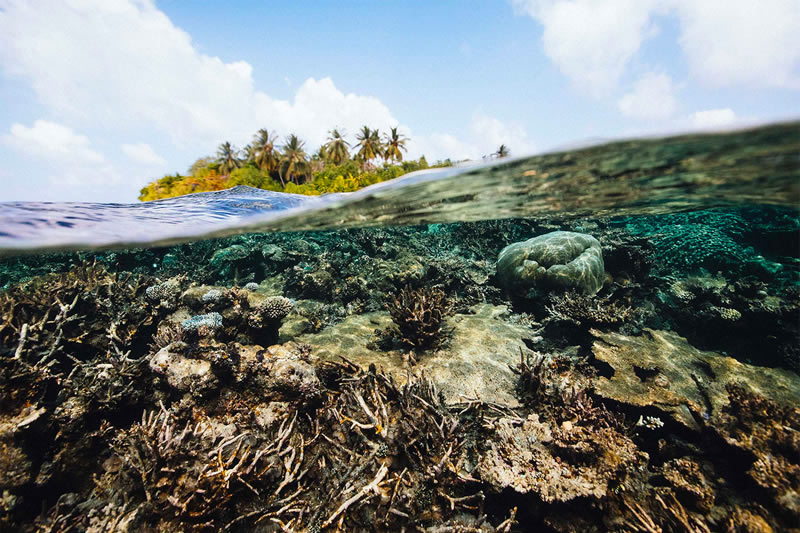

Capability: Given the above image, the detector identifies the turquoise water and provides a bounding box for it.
[0,123,798,531]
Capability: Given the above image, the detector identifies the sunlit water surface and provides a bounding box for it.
[0,122,797,255]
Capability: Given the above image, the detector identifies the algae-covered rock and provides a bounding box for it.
[590,328,800,430]
[149,343,218,394]
[300,304,536,406]
[237,342,322,405]
[477,414,645,502]
[497,231,605,295]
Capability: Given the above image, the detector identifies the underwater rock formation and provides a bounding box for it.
[0,206,798,531]
[496,231,605,296]
[591,328,800,430]
[150,342,217,394]
[301,304,538,406]
[478,413,645,503]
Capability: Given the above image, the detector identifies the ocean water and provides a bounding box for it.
[0,123,799,531]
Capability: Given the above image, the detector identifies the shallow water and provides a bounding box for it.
[1,122,797,254]
[1,123,799,531]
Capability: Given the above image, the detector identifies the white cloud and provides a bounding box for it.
[0,0,537,199]
[410,114,537,162]
[512,0,659,95]
[673,0,800,88]
[514,0,800,93]
[6,120,104,163]
[0,0,412,154]
[471,114,537,157]
[122,143,167,166]
[4,119,120,186]
[256,77,401,150]
[689,108,737,129]
[0,0,257,147]
[617,72,677,119]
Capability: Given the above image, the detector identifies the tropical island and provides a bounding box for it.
[138,126,512,201]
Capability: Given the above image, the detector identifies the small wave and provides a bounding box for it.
[1,122,797,255]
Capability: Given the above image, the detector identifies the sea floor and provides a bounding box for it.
[0,212,798,531]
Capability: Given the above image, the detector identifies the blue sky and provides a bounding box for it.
[1,0,798,202]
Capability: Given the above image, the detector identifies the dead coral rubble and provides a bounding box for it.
[1,261,799,532]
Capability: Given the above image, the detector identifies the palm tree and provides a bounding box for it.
[323,128,350,165]
[279,134,310,186]
[383,127,408,164]
[251,129,280,174]
[355,126,381,166]
[495,144,510,159]
[243,144,257,164]
[310,146,326,173]
[216,141,242,176]
[370,129,385,163]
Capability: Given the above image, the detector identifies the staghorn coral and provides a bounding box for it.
[545,290,632,326]
[716,384,800,519]
[110,408,291,528]
[386,285,452,354]
[661,458,715,512]
[477,412,646,503]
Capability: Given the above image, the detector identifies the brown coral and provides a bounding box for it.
[387,285,452,353]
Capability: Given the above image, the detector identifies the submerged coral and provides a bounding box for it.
[0,207,797,532]
[496,231,605,295]
[386,285,452,354]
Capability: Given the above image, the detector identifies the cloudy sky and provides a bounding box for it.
[1,0,798,202]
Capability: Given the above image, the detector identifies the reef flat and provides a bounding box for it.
[0,210,798,531]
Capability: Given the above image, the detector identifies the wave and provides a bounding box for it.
[1,122,798,255]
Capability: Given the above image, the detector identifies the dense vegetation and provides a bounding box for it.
[138,126,498,201]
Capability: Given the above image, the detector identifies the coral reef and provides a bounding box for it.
[386,285,451,354]
[496,230,605,295]
[590,328,800,430]
[181,312,223,334]
[0,206,797,532]
[545,290,632,326]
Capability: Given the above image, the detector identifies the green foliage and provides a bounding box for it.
[228,167,282,191]
[138,125,460,201]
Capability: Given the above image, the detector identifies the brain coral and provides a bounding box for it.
[496,231,605,295]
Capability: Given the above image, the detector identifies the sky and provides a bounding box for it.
[0,0,798,203]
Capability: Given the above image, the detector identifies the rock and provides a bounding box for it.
[149,344,218,393]
[496,231,605,295]
[300,304,539,406]
[237,342,321,405]
[590,328,800,430]
[0,437,32,489]
[477,413,645,502]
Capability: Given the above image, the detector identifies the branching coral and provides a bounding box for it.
[113,408,308,528]
[545,290,632,326]
[246,296,294,345]
[386,285,452,354]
